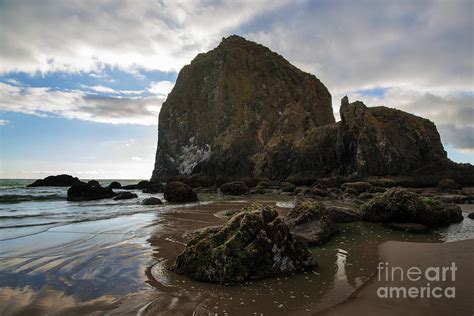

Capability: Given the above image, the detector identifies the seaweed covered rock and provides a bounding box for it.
[67,184,115,201]
[437,179,462,193]
[341,182,373,194]
[27,174,84,187]
[360,188,463,227]
[285,201,338,244]
[325,206,361,223]
[171,204,314,284]
[219,181,249,195]
[163,181,198,203]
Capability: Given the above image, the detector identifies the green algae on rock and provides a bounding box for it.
[171,203,314,284]
[360,188,463,227]
[285,201,338,245]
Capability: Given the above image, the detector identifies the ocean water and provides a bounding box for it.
[0,179,152,241]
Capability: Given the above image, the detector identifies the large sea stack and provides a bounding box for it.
[151,35,472,183]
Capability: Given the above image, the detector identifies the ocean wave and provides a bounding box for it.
[0,221,62,229]
[0,194,64,204]
[0,212,66,220]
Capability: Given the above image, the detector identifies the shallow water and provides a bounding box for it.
[0,180,473,315]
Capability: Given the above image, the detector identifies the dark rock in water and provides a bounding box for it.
[285,201,337,245]
[150,35,466,183]
[468,212,474,219]
[67,184,115,201]
[113,192,138,200]
[142,182,164,193]
[360,188,463,227]
[122,180,150,190]
[437,179,462,193]
[107,181,122,189]
[164,181,198,203]
[141,197,163,205]
[171,203,314,284]
[220,181,249,195]
[27,174,84,187]
[325,206,360,223]
[87,180,100,187]
[383,222,429,233]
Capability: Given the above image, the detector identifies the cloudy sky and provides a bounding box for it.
[0,0,473,179]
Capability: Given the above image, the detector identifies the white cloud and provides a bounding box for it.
[0,119,9,126]
[0,82,163,125]
[0,0,291,75]
[148,81,174,96]
[81,84,118,94]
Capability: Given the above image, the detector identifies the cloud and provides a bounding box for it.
[246,0,473,94]
[0,82,163,125]
[0,0,291,75]
[81,84,118,94]
[148,81,174,96]
[0,119,9,126]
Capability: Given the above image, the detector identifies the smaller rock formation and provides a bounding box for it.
[163,181,198,203]
[340,182,373,194]
[141,197,163,205]
[122,180,150,190]
[468,212,474,220]
[171,203,314,284]
[67,184,115,201]
[360,188,463,227]
[87,180,100,187]
[437,179,462,193]
[27,174,84,187]
[142,182,164,194]
[285,201,338,244]
[220,181,249,195]
[107,181,122,189]
[325,206,361,223]
[113,192,138,200]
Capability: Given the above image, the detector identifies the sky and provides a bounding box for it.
[0,0,473,179]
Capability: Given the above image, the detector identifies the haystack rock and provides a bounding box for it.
[151,35,471,182]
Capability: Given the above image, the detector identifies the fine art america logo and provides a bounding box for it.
[377,262,457,299]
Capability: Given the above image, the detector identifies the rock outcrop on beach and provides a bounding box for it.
[171,203,314,284]
[27,174,84,187]
[163,181,198,203]
[285,201,338,244]
[151,35,469,183]
[67,183,116,201]
[360,188,463,227]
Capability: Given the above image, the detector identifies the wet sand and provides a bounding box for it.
[318,239,474,316]
[0,197,472,315]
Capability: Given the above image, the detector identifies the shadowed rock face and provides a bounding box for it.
[152,35,334,181]
[151,35,450,181]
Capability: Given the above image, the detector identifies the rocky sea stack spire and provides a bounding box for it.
[152,35,334,181]
[151,35,468,183]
